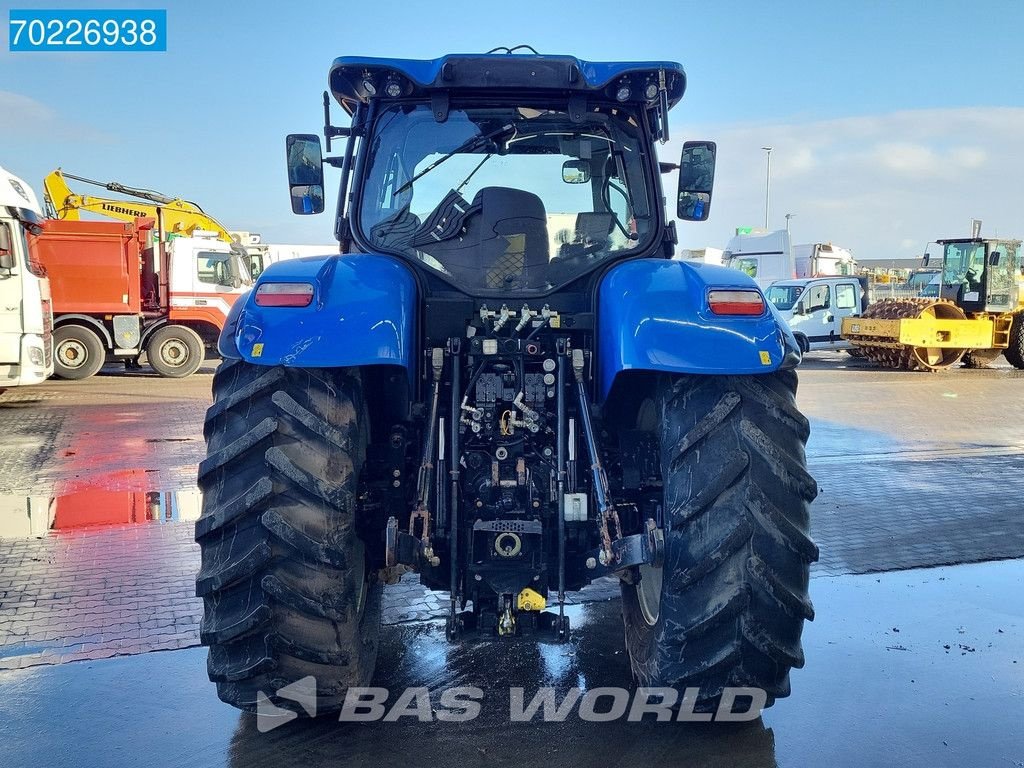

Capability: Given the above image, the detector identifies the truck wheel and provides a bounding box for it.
[146,325,205,378]
[621,370,818,709]
[53,324,106,380]
[195,359,381,714]
[1004,314,1024,370]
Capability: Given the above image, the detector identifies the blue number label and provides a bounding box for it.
[8,9,166,52]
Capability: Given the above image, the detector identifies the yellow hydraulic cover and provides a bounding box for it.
[842,316,996,349]
[517,588,546,612]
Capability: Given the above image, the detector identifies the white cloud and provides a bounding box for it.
[666,107,1024,258]
[0,91,54,134]
[874,142,940,175]
[0,90,113,143]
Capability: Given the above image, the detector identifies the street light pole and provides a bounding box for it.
[761,146,773,229]
[785,212,796,233]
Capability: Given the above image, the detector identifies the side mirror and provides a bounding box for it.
[286,134,325,214]
[290,185,325,216]
[921,253,930,267]
[677,140,716,221]
[990,252,1002,266]
[0,223,11,253]
[792,304,805,316]
[562,159,591,184]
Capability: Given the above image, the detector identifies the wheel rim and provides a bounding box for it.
[637,564,662,626]
[157,339,191,368]
[353,541,368,617]
[56,340,87,370]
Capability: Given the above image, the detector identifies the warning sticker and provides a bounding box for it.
[252,343,264,358]
[759,351,771,365]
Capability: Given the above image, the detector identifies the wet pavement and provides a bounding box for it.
[1,354,1023,765]
[0,559,1021,768]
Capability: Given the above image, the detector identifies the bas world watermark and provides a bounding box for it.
[256,681,766,732]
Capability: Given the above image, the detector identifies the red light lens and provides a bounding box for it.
[255,282,314,307]
[708,289,765,316]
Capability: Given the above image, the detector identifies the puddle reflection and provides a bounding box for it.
[0,488,200,538]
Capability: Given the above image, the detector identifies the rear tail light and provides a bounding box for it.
[255,282,314,307]
[708,289,765,316]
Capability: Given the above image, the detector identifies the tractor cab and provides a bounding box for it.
[285,53,717,295]
[937,238,1021,314]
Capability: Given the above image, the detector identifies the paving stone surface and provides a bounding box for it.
[1,355,1022,670]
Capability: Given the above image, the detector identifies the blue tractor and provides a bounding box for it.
[196,49,818,714]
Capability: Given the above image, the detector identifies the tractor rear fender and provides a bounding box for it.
[596,259,800,400]
[218,254,416,375]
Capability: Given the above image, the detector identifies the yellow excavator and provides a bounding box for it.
[842,237,1024,370]
[42,169,237,245]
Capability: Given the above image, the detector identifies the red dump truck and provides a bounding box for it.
[30,218,252,379]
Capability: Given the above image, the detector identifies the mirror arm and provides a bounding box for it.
[658,76,670,144]
[335,101,373,250]
[322,91,352,151]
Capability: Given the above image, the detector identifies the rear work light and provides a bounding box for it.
[254,282,314,307]
[708,289,766,316]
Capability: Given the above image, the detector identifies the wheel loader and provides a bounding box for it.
[195,50,819,716]
[842,238,1024,370]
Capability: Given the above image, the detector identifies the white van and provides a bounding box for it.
[766,276,868,353]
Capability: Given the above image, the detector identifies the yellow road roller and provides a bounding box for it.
[842,238,1023,371]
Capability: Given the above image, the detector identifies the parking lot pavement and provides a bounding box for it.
[0,356,1022,673]
[0,559,1020,768]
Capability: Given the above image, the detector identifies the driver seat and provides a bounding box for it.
[473,187,549,289]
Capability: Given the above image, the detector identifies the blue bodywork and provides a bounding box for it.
[596,259,800,400]
[221,254,416,373]
[221,253,798,403]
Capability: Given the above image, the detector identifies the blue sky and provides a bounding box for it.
[3,0,1023,257]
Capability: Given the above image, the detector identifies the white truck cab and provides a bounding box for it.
[766,276,868,353]
[723,230,792,289]
[0,166,53,392]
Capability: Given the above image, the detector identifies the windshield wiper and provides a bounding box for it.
[395,122,516,196]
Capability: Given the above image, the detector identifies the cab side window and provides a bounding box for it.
[0,222,13,269]
[734,258,757,278]
[835,284,857,310]
[806,284,830,312]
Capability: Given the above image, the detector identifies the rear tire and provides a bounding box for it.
[147,325,205,378]
[1004,314,1024,370]
[195,359,381,714]
[53,324,106,380]
[621,370,818,708]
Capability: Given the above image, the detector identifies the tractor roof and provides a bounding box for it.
[938,237,1022,247]
[329,53,686,115]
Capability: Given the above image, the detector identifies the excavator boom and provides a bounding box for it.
[42,169,230,242]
